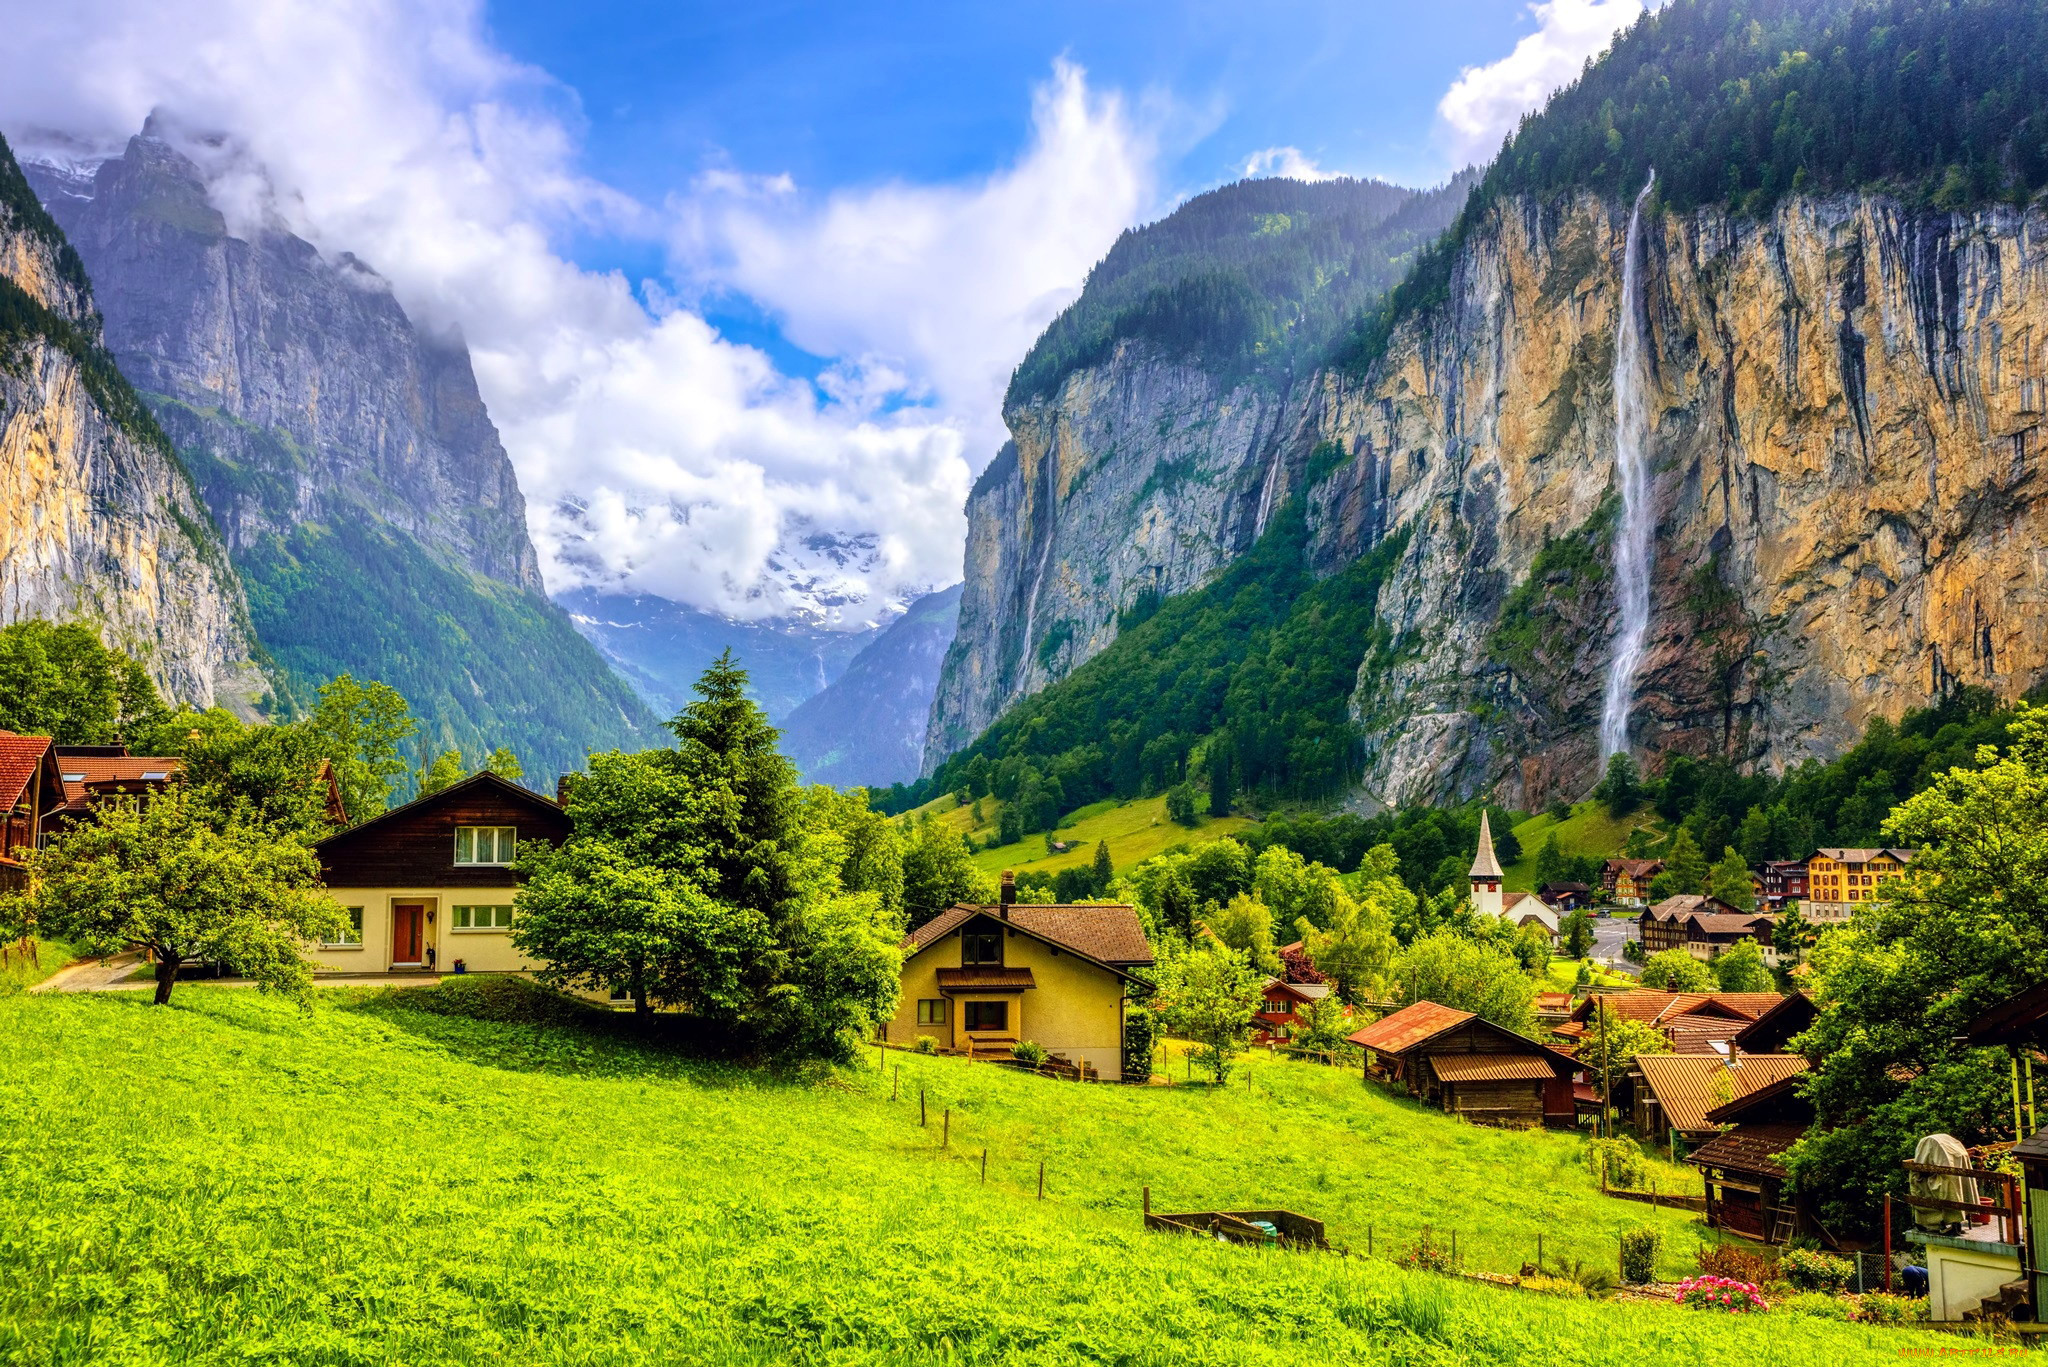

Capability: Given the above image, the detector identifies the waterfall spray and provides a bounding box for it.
[1599,171,1657,761]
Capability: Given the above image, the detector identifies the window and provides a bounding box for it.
[453,904,515,931]
[916,999,947,1025]
[454,826,516,866]
[964,1001,1008,1032]
[961,931,1003,965]
[322,907,365,949]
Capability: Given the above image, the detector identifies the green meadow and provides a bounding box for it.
[0,982,1943,1364]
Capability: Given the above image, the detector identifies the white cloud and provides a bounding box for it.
[0,0,1156,625]
[1437,0,1651,165]
[1240,146,1338,182]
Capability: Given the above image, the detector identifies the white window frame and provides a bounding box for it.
[454,826,517,867]
[322,906,365,949]
[451,904,515,932]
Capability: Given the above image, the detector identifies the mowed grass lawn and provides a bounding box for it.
[0,984,1936,1365]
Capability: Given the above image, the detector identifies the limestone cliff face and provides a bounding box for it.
[924,354,1311,768]
[28,133,542,591]
[932,188,2048,803]
[1312,190,2048,807]
[0,146,262,709]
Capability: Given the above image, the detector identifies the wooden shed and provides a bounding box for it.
[1689,1072,1814,1244]
[1350,1000,1579,1129]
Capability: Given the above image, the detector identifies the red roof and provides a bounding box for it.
[52,754,183,811]
[0,732,55,810]
[1348,1000,1473,1053]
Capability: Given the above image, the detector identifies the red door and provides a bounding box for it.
[392,904,424,965]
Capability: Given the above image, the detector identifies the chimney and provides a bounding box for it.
[556,772,576,808]
[999,869,1016,918]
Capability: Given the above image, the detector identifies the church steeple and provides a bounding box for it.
[1470,811,1504,919]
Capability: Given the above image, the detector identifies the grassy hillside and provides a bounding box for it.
[1503,803,1668,893]
[0,937,78,996]
[0,984,1927,1364]
[970,794,1255,878]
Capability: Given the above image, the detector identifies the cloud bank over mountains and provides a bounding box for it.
[0,0,1618,624]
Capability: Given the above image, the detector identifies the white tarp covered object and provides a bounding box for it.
[1910,1133,1979,1232]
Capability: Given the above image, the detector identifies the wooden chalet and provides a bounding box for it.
[42,743,186,836]
[1538,881,1592,912]
[310,772,571,974]
[1730,992,1817,1055]
[1756,859,1808,908]
[1689,1071,1816,1244]
[1638,894,1740,955]
[1350,1000,1580,1128]
[1684,910,1778,963]
[0,732,63,893]
[1255,977,1334,1045]
[1603,858,1664,907]
[1632,1053,1806,1153]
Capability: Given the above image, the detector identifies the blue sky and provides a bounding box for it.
[5,0,1650,618]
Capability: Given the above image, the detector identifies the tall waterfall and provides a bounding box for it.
[1599,171,1657,761]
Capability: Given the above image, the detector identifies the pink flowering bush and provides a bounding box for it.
[1674,1275,1769,1312]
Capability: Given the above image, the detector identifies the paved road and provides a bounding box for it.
[1588,910,1636,968]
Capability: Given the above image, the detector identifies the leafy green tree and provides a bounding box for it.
[417,749,465,797]
[1533,833,1569,887]
[0,619,169,745]
[1579,1001,1670,1098]
[302,674,418,819]
[1206,893,1278,973]
[1595,753,1642,817]
[1787,704,2048,1234]
[1708,846,1756,912]
[1150,938,1264,1083]
[1299,854,1401,1004]
[1657,828,1708,897]
[1207,744,1234,818]
[1638,948,1714,992]
[1711,939,1773,993]
[900,815,991,930]
[1,789,343,1004]
[1562,907,1594,959]
[1182,839,1251,907]
[1621,826,1657,858]
[1392,931,1536,1035]
[1253,844,1311,923]
[1772,900,1811,960]
[1165,782,1198,827]
[1091,839,1113,893]
[806,787,906,922]
[483,747,524,782]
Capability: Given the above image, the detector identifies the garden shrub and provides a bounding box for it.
[1697,1243,1776,1286]
[1396,1227,1454,1272]
[1779,1248,1853,1293]
[1617,1226,1662,1284]
[1851,1292,1923,1326]
[1011,1040,1049,1066]
[1586,1137,1644,1189]
[1781,1292,1850,1320]
[1121,1007,1157,1082]
[913,1035,938,1055]
[1674,1275,1768,1312]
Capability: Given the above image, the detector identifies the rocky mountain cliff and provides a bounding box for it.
[924,0,2048,809]
[781,584,961,788]
[25,127,657,778]
[0,135,262,710]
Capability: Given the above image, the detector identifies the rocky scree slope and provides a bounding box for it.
[27,130,657,776]
[0,133,262,711]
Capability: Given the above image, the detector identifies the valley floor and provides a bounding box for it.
[0,984,1969,1364]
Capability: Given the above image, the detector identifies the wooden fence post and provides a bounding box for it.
[1451,1228,1457,1265]
[1882,1194,1892,1293]
[1536,1232,1543,1271]
[893,1065,899,1101]
[980,1147,988,1182]
[1367,1225,1373,1257]
[942,1108,950,1149]
[920,1087,927,1127]
[1143,1185,1150,1216]
[1038,1160,1045,1200]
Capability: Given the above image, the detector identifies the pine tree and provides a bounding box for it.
[1092,840,1113,894]
[1208,746,1234,818]
[1708,846,1756,912]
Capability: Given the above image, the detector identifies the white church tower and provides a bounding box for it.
[1470,811,1505,920]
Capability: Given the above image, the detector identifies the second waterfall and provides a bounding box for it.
[1599,171,1658,761]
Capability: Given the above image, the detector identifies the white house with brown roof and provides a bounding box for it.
[888,871,1153,1080]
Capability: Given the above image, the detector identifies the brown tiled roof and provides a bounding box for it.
[53,754,184,811]
[934,967,1036,992]
[1636,1054,1807,1133]
[1647,894,1740,921]
[1666,1018,1750,1054]
[1732,992,1817,1053]
[1429,1052,1556,1082]
[1811,848,1915,864]
[1263,978,1333,1002]
[1707,993,1787,1020]
[0,732,54,810]
[902,903,1153,970]
[1686,912,1771,936]
[1349,1000,1472,1053]
[1608,858,1664,876]
[1687,1122,1806,1178]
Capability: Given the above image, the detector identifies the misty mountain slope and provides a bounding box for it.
[0,132,263,710]
[779,584,962,787]
[27,130,659,778]
[917,0,2048,815]
[926,172,1474,769]
[557,589,878,722]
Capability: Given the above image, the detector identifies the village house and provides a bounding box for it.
[1631,1053,1807,1155]
[886,871,1153,1081]
[1350,1000,1580,1128]
[1638,893,1740,955]
[1254,976,1334,1045]
[308,772,571,975]
[1683,910,1778,964]
[0,732,64,893]
[1537,881,1592,913]
[1755,859,1808,909]
[1468,814,1559,937]
[1602,858,1663,907]
[1690,1070,1817,1244]
[1554,990,1782,1059]
[1729,992,1817,1055]
[1804,847,1914,922]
